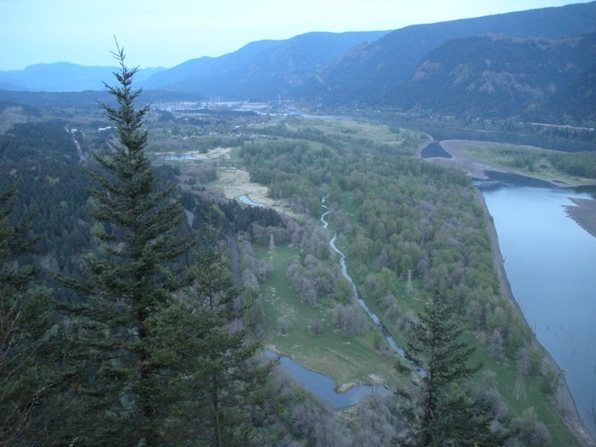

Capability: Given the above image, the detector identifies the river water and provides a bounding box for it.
[478,177,596,436]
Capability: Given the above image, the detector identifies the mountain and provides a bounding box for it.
[139,39,281,91]
[0,62,164,92]
[313,1,596,104]
[140,31,389,99]
[389,32,596,118]
[0,89,205,110]
[541,61,596,121]
[2,2,596,123]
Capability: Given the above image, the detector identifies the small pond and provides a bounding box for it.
[238,194,264,207]
[264,350,389,408]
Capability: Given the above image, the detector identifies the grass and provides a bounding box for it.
[469,342,581,447]
[461,143,593,185]
[254,243,407,391]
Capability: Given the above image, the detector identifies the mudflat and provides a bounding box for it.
[565,198,596,239]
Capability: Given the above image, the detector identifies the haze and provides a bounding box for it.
[1,0,593,70]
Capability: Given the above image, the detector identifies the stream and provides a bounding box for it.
[321,197,423,375]
[239,194,391,407]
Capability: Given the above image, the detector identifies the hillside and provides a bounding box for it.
[0,62,163,92]
[1,2,596,123]
[540,61,596,121]
[312,1,596,105]
[140,30,388,99]
[389,33,596,118]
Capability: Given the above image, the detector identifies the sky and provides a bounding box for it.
[1,0,593,71]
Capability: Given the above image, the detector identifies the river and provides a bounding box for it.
[477,175,596,438]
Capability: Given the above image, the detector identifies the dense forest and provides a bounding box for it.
[1,53,591,446]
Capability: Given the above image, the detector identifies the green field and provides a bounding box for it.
[255,243,409,391]
[461,143,596,185]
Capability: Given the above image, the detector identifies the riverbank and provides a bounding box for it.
[426,140,595,446]
[474,189,595,447]
[429,140,593,188]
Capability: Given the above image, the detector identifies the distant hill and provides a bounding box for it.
[389,32,596,118]
[312,1,596,105]
[140,31,389,99]
[0,89,204,110]
[0,62,164,92]
[2,2,596,123]
[540,61,596,121]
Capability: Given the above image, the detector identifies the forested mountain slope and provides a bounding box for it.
[388,32,596,119]
[313,1,596,105]
[140,31,388,99]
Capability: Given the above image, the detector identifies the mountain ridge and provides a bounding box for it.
[1,2,596,123]
[313,1,596,104]
[387,32,596,119]
[140,30,389,99]
[0,62,164,92]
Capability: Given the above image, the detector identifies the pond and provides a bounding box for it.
[264,350,389,409]
[238,194,264,207]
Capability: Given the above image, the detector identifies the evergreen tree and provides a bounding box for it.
[153,229,274,446]
[59,46,189,446]
[407,290,503,447]
[0,188,53,447]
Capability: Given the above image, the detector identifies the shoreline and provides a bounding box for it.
[473,189,595,447]
[427,139,596,189]
[423,140,595,446]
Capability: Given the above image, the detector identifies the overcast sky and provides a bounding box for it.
[1,0,592,70]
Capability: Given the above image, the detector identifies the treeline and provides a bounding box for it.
[0,120,92,278]
[0,56,300,447]
[471,145,596,180]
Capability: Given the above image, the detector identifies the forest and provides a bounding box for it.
[0,54,589,447]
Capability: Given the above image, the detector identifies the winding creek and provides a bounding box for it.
[238,194,264,207]
[321,197,423,375]
[240,194,392,408]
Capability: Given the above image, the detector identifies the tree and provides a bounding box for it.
[407,290,503,447]
[0,188,53,446]
[59,46,189,446]
[155,230,274,446]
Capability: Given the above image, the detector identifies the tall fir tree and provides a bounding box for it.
[407,290,503,447]
[152,228,274,446]
[0,188,53,447]
[59,46,189,446]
